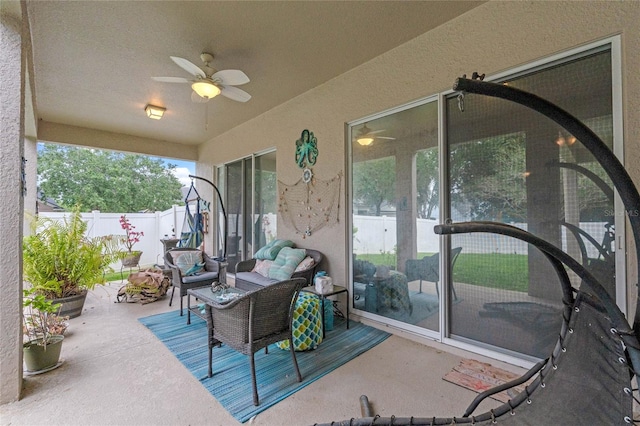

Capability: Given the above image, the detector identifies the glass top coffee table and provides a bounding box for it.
[187,286,246,323]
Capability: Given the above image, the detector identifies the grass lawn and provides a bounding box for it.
[108,255,529,292]
[103,264,157,282]
[355,252,529,292]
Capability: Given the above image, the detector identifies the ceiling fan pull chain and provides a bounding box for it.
[205,103,209,131]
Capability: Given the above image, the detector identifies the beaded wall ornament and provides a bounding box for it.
[278,172,342,238]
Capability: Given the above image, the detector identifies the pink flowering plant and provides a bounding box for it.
[119,215,144,254]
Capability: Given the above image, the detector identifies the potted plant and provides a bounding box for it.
[22,289,68,372]
[119,215,144,267]
[22,207,122,318]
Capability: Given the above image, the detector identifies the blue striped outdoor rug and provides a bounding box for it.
[139,310,389,423]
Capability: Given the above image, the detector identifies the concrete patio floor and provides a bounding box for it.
[1,280,523,426]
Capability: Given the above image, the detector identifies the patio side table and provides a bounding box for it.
[301,285,349,338]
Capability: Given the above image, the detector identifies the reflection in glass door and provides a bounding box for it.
[219,151,277,273]
[244,152,278,258]
[349,44,620,362]
[351,100,440,332]
[225,160,243,272]
[446,48,616,359]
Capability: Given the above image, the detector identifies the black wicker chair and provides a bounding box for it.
[165,248,226,322]
[205,277,306,406]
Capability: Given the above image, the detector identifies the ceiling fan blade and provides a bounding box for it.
[170,56,206,78]
[377,136,396,140]
[191,90,209,103]
[212,69,250,86]
[367,129,386,135]
[220,86,251,102]
[151,76,190,83]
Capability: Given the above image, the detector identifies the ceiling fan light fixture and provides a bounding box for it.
[192,81,221,99]
[145,104,166,120]
[357,137,374,146]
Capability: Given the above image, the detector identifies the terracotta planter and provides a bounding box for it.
[51,291,87,319]
[23,335,64,372]
[122,252,142,267]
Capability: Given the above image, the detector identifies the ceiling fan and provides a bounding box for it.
[354,123,395,146]
[152,52,251,103]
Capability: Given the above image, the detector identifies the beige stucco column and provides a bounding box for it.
[0,3,26,404]
[525,126,563,301]
[395,150,417,273]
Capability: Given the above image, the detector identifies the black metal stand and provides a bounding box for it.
[188,174,228,259]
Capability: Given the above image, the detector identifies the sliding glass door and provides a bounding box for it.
[349,40,622,361]
[219,151,277,272]
[351,100,441,332]
[446,48,616,358]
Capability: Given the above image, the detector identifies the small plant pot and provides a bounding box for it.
[122,252,142,267]
[23,335,64,372]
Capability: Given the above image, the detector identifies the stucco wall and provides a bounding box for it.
[199,1,640,309]
[0,5,26,404]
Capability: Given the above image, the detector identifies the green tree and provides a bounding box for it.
[416,148,439,219]
[38,144,183,212]
[353,156,396,216]
[450,133,528,221]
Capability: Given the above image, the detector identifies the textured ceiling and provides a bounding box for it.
[26,1,483,148]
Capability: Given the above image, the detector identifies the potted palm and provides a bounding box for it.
[22,289,68,372]
[22,207,122,318]
[119,215,144,267]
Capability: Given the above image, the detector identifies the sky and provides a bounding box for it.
[160,158,195,187]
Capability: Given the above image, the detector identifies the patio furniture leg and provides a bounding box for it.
[208,333,213,378]
[289,337,302,382]
[186,294,191,325]
[169,286,175,307]
[250,353,259,406]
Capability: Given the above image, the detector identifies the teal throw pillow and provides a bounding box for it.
[254,239,294,260]
[253,239,277,259]
[268,247,306,281]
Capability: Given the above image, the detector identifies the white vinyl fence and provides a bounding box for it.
[40,206,186,268]
[39,209,611,266]
[353,215,611,257]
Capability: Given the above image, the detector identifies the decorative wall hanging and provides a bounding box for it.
[278,172,342,238]
[295,129,318,185]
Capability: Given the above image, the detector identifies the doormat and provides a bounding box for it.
[443,358,530,403]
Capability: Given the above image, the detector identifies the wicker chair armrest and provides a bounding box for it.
[202,252,220,273]
[290,249,323,285]
[164,255,184,286]
[235,258,257,273]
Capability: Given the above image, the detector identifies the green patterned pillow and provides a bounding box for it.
[268,247,306,281]
[254,239,294,260]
